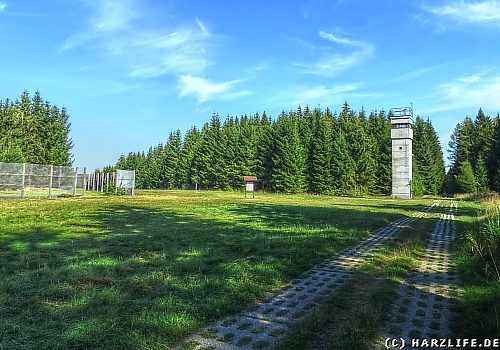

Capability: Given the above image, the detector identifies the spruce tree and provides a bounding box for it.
[221,117,239,189]
[236,115,259,186]
[116,154,127,169]
[193,115,225,189]
[448,117,474,193]
[179,126,202,189]
[256,112,274,191]
[488,116,500,191]
[474,157,489,192]
[413,117,445,195]
[331,119,356,195]
[367,110,391,194]
[159,131,182,189]
[143,146,162,189]
[271,113,307,193]
[455,160,476,193]
[471,109,494,171]
[0,91,73,165]
[309,109,334,194]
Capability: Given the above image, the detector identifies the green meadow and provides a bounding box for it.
[0,191,437,349]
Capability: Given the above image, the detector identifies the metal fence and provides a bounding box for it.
[0,162,86,199]
[86,169,135,195]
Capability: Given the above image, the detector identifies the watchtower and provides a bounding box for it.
[390,107,413,199]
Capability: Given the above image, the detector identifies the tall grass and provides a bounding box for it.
[455,194,500,338]
[464,195,500,281]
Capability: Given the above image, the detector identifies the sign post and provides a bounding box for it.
[243,176,257,199]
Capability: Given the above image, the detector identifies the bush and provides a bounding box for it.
[104,183,127,196]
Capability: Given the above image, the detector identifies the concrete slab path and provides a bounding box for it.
[176,201,441,350]
[379,200,459,349]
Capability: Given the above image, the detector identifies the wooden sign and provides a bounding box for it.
[243,175,257,199]
[243,176,257,182]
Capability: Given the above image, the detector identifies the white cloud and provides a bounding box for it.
[178,75,249,103]
[421,71,500,113]
[195,17,209,36]
[294,83,360,104]
[0,2,6,12]
[128,30,209,78]
[456,75,481,83]
[91,0,137,32]
[266,83,362,108]
[426,0,500,24]
[390,64,443,83]
[296,31,375,76]
[60,1,211,79]
[318,31,369,49]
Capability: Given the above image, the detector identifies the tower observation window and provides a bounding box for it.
[392,123,412,129]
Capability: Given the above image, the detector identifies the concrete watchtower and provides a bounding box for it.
[390,107,413,199]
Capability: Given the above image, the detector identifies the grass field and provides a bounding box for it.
[0,190,436,349]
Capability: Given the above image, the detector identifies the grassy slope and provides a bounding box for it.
[0,190,433,349]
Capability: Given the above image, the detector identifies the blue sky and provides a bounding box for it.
[1,0,499,170]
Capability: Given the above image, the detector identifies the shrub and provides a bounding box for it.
[104,183,127,196]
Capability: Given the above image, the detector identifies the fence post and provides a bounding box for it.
[115,170,118,194]
[72,167,78,196]
[82,167,87,196]
[48,165,53,198]
[20,163,26,199]
[58,166,62,188]
[106,172,110,192]
[132,170,136,196]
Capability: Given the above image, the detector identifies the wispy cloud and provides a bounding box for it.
[318,31,369,48]
[390,64,443,83]
[252,62,270,71]
[195,17,209,36]
[60,0,211,79]
[178,75,250,103]
[295,30,375,76]
[266,82,362,108]
[0,2,7,12]
[421,70,500,114]
[424,0,500,25]
[293,83,361,105]
[128,30,209,78]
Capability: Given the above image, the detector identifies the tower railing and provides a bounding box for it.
[390,107,413,117]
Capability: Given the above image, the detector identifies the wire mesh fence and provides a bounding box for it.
[0,162,86,199]
[86,169,135,195]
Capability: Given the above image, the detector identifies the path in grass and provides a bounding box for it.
[177,201,440,350]
[379,200,459,349]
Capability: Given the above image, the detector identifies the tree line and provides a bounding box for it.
[113,102,445,195]
[446,109,500,194]
[0,91,73,166]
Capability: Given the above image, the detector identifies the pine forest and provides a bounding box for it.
[0,90,73,166]
[114,102,448,196]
